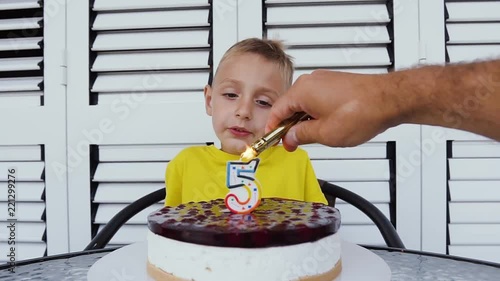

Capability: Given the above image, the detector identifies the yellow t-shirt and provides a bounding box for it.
[164,145,327,206]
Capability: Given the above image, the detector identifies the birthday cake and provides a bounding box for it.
[146,198,342,281]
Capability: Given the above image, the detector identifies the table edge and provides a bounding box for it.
[362,244,500,268]
[1,244,500,271]
[0,247,119,270]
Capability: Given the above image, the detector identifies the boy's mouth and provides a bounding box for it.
[229,126,251,137]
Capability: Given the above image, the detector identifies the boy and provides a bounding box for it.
[164,38,327,206]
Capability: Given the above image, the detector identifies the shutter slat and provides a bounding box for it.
[339,224,384,245]
[0,202,44,221]
[331,181,390,203]
[448,45,500,63]
[91,71,208,93]
[267,4,389,25]
[266,0,383,3]
[449,246,500,264]
[449,224,500,245]
[92,50,209,72]
[267,25,390,45]
[94,204,163,224]
[99,144,196,162]
[449,181,500,202]
[0,57,42,72]
[0,162,43,181]
[288,47,391,67]
[449,159,500,180]
[0,242,46,262]
[0,0,41,10]
[0,77,42,92]
[94,183,165,203]
[452,141,500,158]
[0,145,41,161]
[98,91,204,105]
[303,142,386,159]
[337,203,389,224]
[0,93,42,107]
[312,159,390,181]
[98,224,147,245]
[0,182,44,202]
[93,9,209,30]
[450,203,500,223]
[0,17,42,31]
[447,23,500,44]
[0,222,45,243]
[446,2,500,22]
[92,30,210,51]
[93,0,209,11]
[93,162,166,182]
[0,37,42,51]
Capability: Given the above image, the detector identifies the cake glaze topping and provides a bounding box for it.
[148,198,341,248]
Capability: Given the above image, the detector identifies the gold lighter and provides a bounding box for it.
[241,112,310,161]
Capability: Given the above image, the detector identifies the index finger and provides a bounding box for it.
[265,77,309,133]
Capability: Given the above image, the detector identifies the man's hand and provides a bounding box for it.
[266,70,401,151]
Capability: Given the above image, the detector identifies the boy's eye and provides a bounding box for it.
[256,100,272,107]
[223,93,238,99]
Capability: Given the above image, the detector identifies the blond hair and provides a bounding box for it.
[214,38,294,88]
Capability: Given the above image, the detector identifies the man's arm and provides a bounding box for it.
[266,59,500,151]
[392,59,500,140]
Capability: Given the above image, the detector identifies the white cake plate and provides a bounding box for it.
[88,240,391,281]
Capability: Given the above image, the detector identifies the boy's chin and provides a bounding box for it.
[220,141,248,155]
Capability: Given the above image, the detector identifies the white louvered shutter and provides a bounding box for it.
[90,0,212,105]
[0,0,43,107]
[448,141,500,263]
[0,146,46,262]
[445,0,500,63]
[263,0,407,247]
[444,0,500,263]
[91,144,211,247]
[265,0,393,76]
[303,143,393,245]
[67,0,217,251]
[0,0,68,261]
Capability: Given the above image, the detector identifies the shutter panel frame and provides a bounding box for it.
[67,0,216,251]
[261,0,422,249]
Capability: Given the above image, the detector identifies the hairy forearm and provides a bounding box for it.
[388,59,500,140]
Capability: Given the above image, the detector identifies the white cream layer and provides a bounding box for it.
[147,230,341,281]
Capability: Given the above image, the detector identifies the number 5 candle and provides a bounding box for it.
[225,158,262,214]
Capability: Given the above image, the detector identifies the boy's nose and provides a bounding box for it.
[235,101,252,120]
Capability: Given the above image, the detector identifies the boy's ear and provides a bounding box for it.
[204,85,213,116]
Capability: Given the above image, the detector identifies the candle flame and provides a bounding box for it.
[240,146,257,161]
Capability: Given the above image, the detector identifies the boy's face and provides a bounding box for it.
[204,53,286,155]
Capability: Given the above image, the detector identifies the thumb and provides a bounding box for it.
[265,104,297,134]
[265,91,304,134]
[282,120,322,151]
